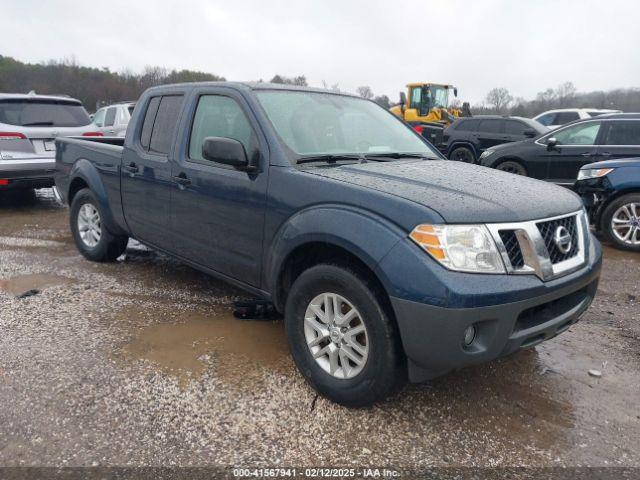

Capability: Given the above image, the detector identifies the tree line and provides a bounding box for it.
[2,55,638,117]
[479,82,640,117]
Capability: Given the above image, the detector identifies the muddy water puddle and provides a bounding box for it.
[120,306,289,385]
[0,273,74,296]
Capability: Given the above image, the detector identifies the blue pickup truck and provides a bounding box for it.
[55,83,602,406]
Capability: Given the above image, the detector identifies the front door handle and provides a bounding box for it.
[599,152,611,157]
[581,153,593,157]
[123,162,139,174]
[172,173,191,186]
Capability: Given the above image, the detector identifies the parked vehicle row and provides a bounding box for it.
[55,82,602,406]
[479,114,640,184]
[0,93,101,190]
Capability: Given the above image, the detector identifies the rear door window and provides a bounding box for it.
[603,121,640,145]
[477,119,503,133]
[554,111,580,125]
[0,100,91,127]
[149,95,184,155]
[454,119,479,131]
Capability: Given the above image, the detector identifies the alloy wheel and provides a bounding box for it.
[303,292,369,379]
[77,203,102,248]
[611,202,640,245]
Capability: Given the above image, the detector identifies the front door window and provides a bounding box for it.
[553,122,601,145]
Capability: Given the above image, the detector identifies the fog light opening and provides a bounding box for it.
[463,324,477,347]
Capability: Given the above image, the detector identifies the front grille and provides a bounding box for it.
[536,215,579,264]
[499,230,524,268]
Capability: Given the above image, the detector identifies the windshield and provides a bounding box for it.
[255,90,439,159]
[425,86,450,109]
[0,100,92,127]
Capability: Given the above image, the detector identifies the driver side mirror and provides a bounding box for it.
[546,137,558,150]
[453,87,458,97]
[202,137,256,172]
[523,129,537,138]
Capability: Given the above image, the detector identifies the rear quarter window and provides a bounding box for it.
[504,120,529,135]
[140,97,161,150]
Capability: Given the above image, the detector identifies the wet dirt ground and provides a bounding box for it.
[0,188,638,468]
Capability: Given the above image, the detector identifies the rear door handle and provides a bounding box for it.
[172,174,191,186]
[599,152,611,157]
[123,162,139,174]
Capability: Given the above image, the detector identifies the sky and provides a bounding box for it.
[2,0,640,104]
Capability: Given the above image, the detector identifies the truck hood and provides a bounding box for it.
[307,160,583,223]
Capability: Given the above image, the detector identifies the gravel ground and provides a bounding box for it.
[0,188,639,469]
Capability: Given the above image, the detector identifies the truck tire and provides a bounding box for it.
[449,146,476,163]
[70,188,128,262]
[285,264,405,407]
[600,193,640,251]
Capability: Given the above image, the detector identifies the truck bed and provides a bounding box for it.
[54,136,125,206]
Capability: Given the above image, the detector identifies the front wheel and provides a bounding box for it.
[449,146,476,163]
[285,264,405,407]
[496,160,527,176]
[601,193,640,251]
[70,188,128,262]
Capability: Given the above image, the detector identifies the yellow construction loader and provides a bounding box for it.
[390,83,470,145]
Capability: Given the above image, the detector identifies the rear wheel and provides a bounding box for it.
[285,264,405,407]
[496,160,527,176]
[601,193,640,251]
[449,146,476,163]
[70,188,128,262]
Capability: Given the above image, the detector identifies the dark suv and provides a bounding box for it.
[441,116,547,163]
[479,113,640,184]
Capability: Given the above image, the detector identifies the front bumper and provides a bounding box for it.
[0,158,56,189]
[385,236,602,382]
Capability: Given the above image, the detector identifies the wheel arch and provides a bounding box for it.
[67,159,126,236]
[265,205,406,313]
[447,141,478,159]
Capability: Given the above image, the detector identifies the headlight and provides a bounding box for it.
[479,149,493,159]
[577,167,614,180]
[409,224,506,273]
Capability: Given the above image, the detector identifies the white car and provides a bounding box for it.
[92,102,136,137]
[0,92,101,191]
[533,108,622,130]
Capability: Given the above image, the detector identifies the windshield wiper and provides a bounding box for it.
[363,152,434,160]
[295,154,365,165]
[22,121,55,126]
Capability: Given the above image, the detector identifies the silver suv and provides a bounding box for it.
[92,102,135,137]
[0,93,101,191]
